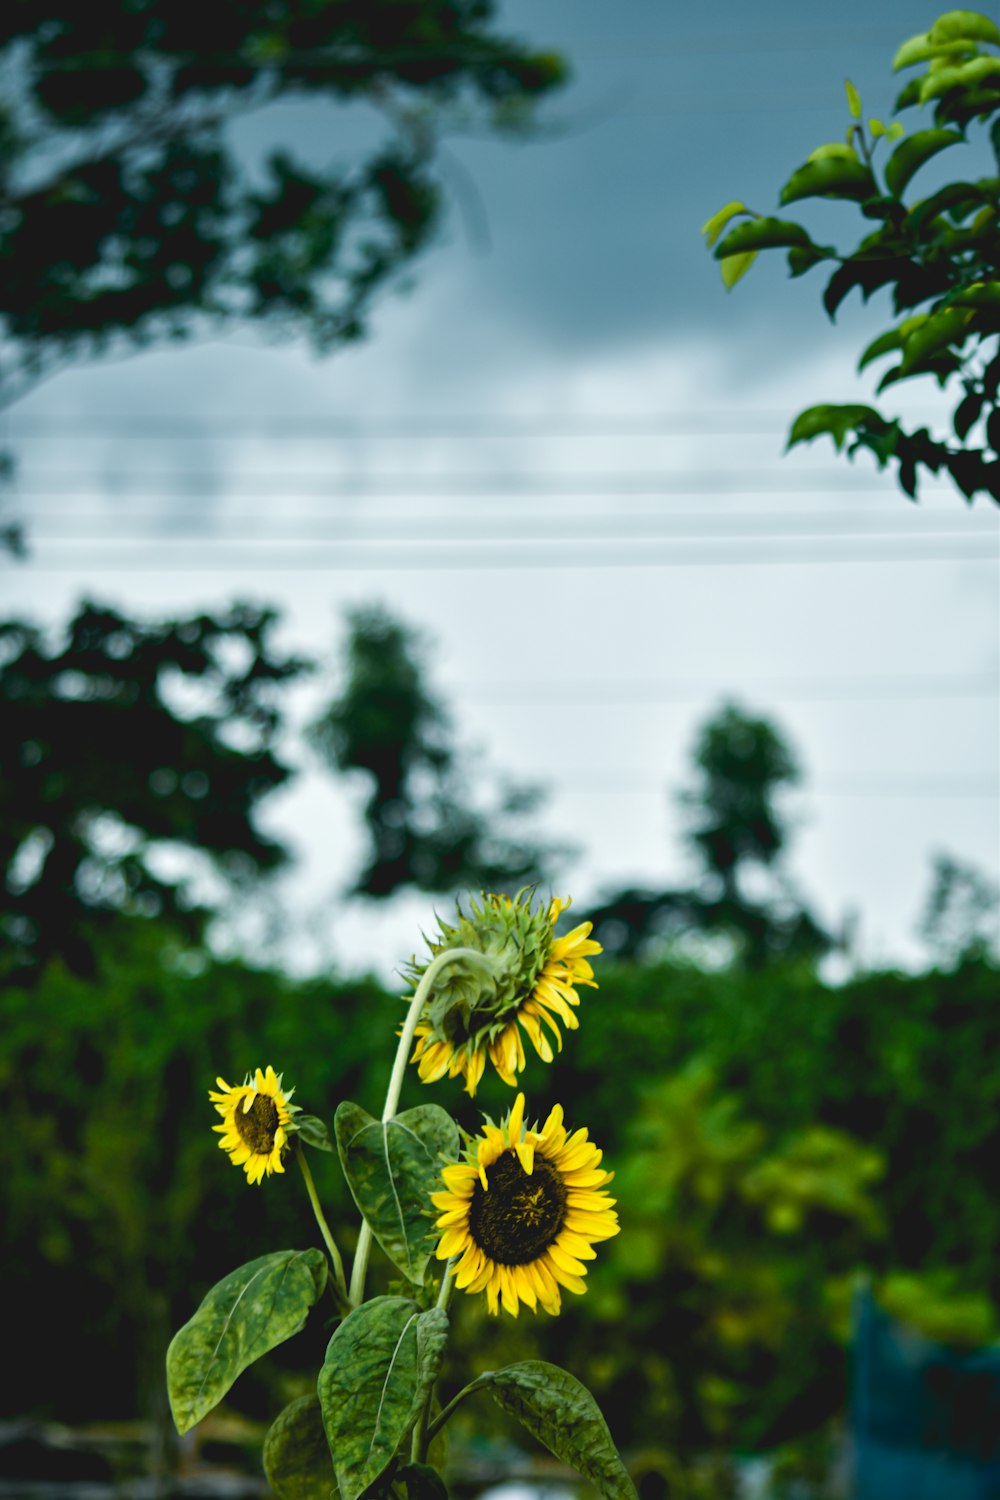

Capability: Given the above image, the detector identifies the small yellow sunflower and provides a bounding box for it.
[409,892,602,1096]
[209,1066,298,1185]
[431,1092,619,1316]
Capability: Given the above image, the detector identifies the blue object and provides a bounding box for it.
[852,1287,1000,1499]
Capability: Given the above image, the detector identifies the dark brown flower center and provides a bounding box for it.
[467,1149,567,1265]
[235,1092,280,1155]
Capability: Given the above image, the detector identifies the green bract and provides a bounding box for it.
[405,890,553,1049]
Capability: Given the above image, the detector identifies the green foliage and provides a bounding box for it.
[0,0,565,407]
[311,606,562,896]
[317,1298,448,1500]
[334,1101,459,1284]
[166,1249,328,1434]
[470,1362,638,1500]
[702,9,1000,504]
[263,1395,335,1500]
[588,704,828,967]
[0,600,306,978]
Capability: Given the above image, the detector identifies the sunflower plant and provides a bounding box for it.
[166,892,635,1500]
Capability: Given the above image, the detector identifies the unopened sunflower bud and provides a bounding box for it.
[406,890,601,1096]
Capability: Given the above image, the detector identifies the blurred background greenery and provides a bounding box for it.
[1,594,997,1498]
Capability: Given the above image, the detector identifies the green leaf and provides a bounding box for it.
[335,1101,459,1284]
[318,1298,449,1500]
[858,328,903,370]
[263,1396,336,1500]
[900,306,972,372]
[919,56,1000,102]
[884,128,965,197]
[477,1363,636,1500]
[714,217,815,256]
[701,200,748,248]
[720,251,757,289]
[869,118,887,138]
[845,80,862,119]
[295,1115,334,1152]
[929,11,1000,48]
[166,1250,328,1436]
[951,280,1000,309]
[787,405,882,452]
[779,156,876,206]
[893,32,976,71]
[954,389,985,440]
[807,142,860,163]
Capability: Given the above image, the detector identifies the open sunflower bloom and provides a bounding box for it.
[209,1066,298,1185]
[409,892,602,1096]
[431,1092,619,1316]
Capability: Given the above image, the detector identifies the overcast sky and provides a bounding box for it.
[2,0,998,979]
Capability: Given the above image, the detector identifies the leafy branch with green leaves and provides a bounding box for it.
[702,9,1000,504]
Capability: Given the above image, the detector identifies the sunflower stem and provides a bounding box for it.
[296,1149,348,1302]
[348,947,493,1308]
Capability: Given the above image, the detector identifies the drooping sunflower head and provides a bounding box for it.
[431,1092,619,1317]
[407,890,602,1096]
[209,1066,299,1185]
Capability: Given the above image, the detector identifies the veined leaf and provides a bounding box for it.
[701,200,748,248]
[167,1250,328,1436]
[335,1100,459,1284]
[884,128,965,197]
[295,1114,334,1152]
[478,1363,636,1500]
[714,217,815,256]
[318,1298,449,1500]
[263,1396,335,1500]
[779,156,876,206]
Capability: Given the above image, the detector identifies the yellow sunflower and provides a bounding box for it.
[431,1092,619,1316]
[209,1066,298,1185]
[409,892,602,1096]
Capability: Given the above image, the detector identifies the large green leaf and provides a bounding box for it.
[335,1101,459,1284]
[166,1249,328,1435]
[714,217,815,257]
[478,1362,636,1500]
[779,155,876,206]
[884,128,964,198]
[900,306,971,372]
[318,1297,449,1500]
[787,404,883,452]
[263,1396,336,1500]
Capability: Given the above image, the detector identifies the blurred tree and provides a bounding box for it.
[0,598,307,978]
[589,703,829,967]
[0,0,564,549]
[703,9,1000,505]
[311,604,563,896]
[918,850,1000,965]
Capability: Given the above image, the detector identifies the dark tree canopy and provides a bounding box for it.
[0,599,307,977]
[311,604,561,897]
[0,0,564,403]
[590,703,829,968]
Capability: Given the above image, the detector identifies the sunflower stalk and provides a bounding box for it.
[296,1147,349,1302]
[347,946,499,1307]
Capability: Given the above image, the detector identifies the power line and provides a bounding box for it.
[5,470,973,498]
[16,537,999,570]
